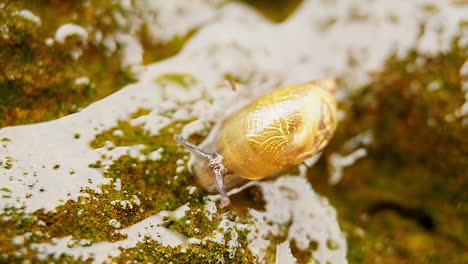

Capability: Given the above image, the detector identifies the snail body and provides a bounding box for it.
[174,78,338,206]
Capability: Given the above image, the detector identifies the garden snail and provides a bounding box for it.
[174,78,338,207]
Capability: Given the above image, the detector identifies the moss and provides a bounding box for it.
[162,204,222,239]
[90,120,152,149]
[0,0,193,128]
[89,116,205,154]
[110,233,257,264]
[0,206,95,263]
[308,39,468,263]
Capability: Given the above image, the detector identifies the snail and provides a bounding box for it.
[174,78,338,207]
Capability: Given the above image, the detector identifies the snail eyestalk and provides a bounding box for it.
[173,134,231,207]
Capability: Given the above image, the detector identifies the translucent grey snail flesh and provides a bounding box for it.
[174,78,338,207]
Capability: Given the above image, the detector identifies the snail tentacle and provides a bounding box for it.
[174,134,231,207]
[213,165,230,207]
[174,134,212,160]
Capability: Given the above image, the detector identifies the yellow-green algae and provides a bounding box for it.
[308,38,468,263]
[0,1,194,128]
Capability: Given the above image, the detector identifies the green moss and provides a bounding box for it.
[0,206,95,263]
[0,1,136,128]
[89,117,205,154]
[1,187,11,199]
[162,204,222,239]
[90,120,152,149]
[0,1,195,128]
[308,39,468,263]
[110,233,257,264]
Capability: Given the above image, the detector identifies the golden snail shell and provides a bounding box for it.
[174,78,338,207]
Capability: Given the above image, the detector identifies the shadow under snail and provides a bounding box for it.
[174,78,338,207]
